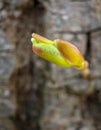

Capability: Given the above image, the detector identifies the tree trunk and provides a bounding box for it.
[0,0,101,130]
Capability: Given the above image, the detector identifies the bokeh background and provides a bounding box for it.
[0,0,101,130]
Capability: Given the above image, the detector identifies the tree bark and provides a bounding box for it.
[0,0,101,130]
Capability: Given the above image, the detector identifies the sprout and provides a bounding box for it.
[31,33,88,72]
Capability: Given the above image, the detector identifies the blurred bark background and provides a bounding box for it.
[0,0,101,130]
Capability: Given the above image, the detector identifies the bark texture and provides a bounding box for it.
[0,0,101,130]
